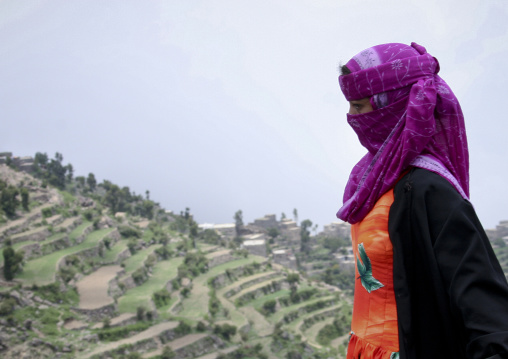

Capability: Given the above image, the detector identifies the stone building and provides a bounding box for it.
[0,152,34,173]
[198,223,237,241]
[485,220,508,242]
[213,223,236,240]
[242,233,267,257]
[272,249,297,270]
[333,247,355,272]
[320,221,351,240]
[250,214,278,230]
[278,219,300,248]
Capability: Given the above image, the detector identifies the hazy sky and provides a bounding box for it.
[2,0,508,230]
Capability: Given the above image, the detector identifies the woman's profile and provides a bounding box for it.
[337,42,508,359]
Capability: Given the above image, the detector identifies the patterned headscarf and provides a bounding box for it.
[337,42,469,224]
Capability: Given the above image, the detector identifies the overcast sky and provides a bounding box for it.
[2,0,508,230]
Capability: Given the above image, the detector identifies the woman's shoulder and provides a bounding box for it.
[395,167,467,208]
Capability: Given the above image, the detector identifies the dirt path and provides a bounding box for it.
[92,313,136,329]
[205,249,231,259]
[82,321,179,358]
[76,265,122,309]
[64,319,88,330]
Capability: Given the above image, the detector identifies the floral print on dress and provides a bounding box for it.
[356,243,384,293]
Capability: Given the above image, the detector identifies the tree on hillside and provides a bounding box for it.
[102,181,122,213]
[137,200,154,219]
[234,210,243,236]
[46,152,67,189]
[75,176,85,187]
[87,173,97,191]
[293,208,298,223]
[3,241,24,281]
[1,185,20,217]
[183,207,190,220]
[66,163,74,183]
[5,155,16,169]
[33,152,69,189]
[287,273,300,286]
[268,227,280,241]
[20,188,29,211]
[33,152,48,171]
[300,219,313,254]
[322,236,343,253]
[161,346,176,359]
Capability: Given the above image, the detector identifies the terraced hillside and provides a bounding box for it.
[0,164,353,359]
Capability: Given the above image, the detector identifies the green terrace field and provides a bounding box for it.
[118,256,184,314]
[17,227,114,285]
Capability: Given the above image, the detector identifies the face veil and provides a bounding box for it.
[337,42,469,224]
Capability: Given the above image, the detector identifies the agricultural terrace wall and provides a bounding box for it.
[10,227,50,244]
[72,303,116,322]
[41,235,71,255]
[300,307,343,331]
[224,272,282,298]
[19,242,41,260]
[208,261,268,289]
[0,212,43,240]
[172,335,225,359]
[57,229,120,271]
[107,268,127,298]
[234,279,286,305]
[207,252,234,268]
[74,224,94,244]
[279,298,339,325]
[116,248,131,263]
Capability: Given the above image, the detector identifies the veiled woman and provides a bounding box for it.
[338,42,508,359]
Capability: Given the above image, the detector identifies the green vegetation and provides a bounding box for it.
[177,251,209,279]
[118,255,182,313]
[316,314,351,345]
[17,228,114,284]
[2,240,24,280]
[213,323,237,340]
[0,179,23,217]
[300,219,313,254]
[33,152,72,190]
[95,321,153,342]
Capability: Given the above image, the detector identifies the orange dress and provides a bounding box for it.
[347,188,399,359]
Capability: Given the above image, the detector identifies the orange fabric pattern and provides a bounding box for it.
[347,188,399,359]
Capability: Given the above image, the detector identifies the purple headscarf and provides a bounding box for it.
[337,42,469,224]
